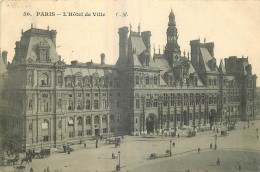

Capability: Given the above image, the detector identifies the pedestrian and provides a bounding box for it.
[47,167,50,172]
[217,158,220,166]
[244,126,245,130]
[96,139,98,148]
[63,145,66,153]
[238,164,241,171]
[214,144,217,150]
[257,135,259,140]
[198,147,200,154]
[84,143,86,149]
[30,167,33,172]
[178,134,180,138]
[210,143,212,149]
[256,128,258,132]
[217,128,219,133]
[248,124,249,128]
[172,142,175,147]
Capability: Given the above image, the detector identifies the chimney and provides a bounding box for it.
[50,30,57,48]
[100,53,105,66]
[190,39,200,71]
[2,51,8,66]
[204,42,214,57]
[141,31,151,51]
[118,27,129,59]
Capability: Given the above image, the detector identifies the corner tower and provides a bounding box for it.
[164,9,181,65]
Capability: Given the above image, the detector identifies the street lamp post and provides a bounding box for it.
[118,151,121,170]
[170,140,172,156]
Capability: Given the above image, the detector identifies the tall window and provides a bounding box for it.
[189,93,194,105]
[68,100,73,110]
[146,76,150,85]
[102,100,107,109]
[94,115,99,124]
[136,99,140,109]
[102,115,107,123]
[154,76,157,85]
[39,49,49,62]
[42,99,48,112]
[57,75,62,85]
[41,73,49,86]
[170,93,175,106]
[77,117,83,125]
[77,100,82,110]
[136,76,139,85]
[110,115,114,122]
[28,99,33,110]
[58,99,62,109]
[177,93,181,106]
[86,116,91,125]
[86,100,90,109]
[94,100,99,109]
[153,99,158,107]
[163,93,168,106]
[146,99,150,108]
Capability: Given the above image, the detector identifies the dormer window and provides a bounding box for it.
[40,49,49,62]
[41,73,49,86]
[37,42,50,62]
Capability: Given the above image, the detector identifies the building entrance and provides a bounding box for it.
[146,114,157,133]
[183,110,189,125]
[95,129,100,136]
[209,109,217,126]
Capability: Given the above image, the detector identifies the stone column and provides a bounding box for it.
[107,113,110,134]
[83,115,85,136]
[91,114,95,136]
[99,114,103,135]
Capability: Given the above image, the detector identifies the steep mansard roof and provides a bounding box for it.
[12,28,60,64]
[0,51,7,75]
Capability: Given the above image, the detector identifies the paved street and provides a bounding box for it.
[1,120,260,172]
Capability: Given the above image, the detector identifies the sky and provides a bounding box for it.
[1,0,260,85]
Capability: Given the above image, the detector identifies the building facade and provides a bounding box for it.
[0,10,257,151]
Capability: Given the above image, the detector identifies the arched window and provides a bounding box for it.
[41,73,49,86]
[42,119,49,129]
[41,99,48,112]
[154,76,157,85]
[86,116,91,125]
[77,117,83,125]
[94,115,99,124]
[110,114,114,122]
[102,115,107,123]
[68,117,74,126]
[146,76,149,85]
[136,76,139,85]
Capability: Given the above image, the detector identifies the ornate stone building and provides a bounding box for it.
[0,10,257,151]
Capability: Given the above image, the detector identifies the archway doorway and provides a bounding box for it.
[146,114,157,134]
[183,110,188,125]
[209,109,217,127]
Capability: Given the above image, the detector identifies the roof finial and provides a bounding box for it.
[31,23,33,29]
[242,54,244,58]
[130,23,132,33]
[21,29,23,35]
[158,45,160,54]
[153,44,155,54]
[204,37,206,43]
[171,7,173,12]
[138,23,141,34]
[47,25,49,30]
[184,49,186,57]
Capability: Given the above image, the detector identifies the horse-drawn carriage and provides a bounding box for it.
[31,149,50,159]
[188,130,196,137]
[221,130,228,136]
[106,137,121,145]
